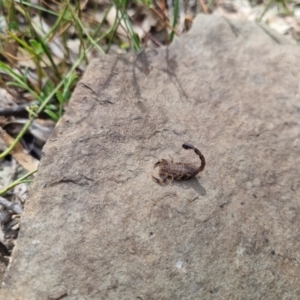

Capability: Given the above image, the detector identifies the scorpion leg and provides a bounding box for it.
[182,142,206,173]
[168,175,175,184]
[152,175,161,183]
[152,174,167,184]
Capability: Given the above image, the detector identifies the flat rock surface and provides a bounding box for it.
[2,15,300,300]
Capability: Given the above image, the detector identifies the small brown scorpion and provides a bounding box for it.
[152,143,205,183]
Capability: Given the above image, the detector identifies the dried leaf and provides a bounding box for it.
[0,129,39,172]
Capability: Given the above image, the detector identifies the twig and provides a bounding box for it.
[199,0,208,14]
[0,101,40,117]
[0,196,22,214]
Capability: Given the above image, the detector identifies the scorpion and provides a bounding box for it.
[152,143,205,183]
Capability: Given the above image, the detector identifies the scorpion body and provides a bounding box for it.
[152,143,205,183]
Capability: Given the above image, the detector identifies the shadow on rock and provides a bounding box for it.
[175,177,207,197]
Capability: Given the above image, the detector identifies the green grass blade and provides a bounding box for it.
[170,0,180,42]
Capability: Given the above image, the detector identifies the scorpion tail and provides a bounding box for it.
[182,143,205,173]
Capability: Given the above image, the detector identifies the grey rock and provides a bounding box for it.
[2,15,300,300]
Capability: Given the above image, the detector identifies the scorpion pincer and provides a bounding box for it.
[152,143,205,183]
